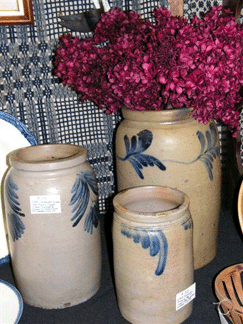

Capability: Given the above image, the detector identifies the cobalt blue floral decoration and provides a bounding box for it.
[182,218,193,231]
[120,122,220,181]
[196,122,220,181]
[70,170,99,233]
[5,176,25,241]
[121,226,168,276]
[118,130,166,179]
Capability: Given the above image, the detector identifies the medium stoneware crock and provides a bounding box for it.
[113,185,194,324]
[4,144,101,309]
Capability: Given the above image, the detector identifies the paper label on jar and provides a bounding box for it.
[176,282,196,311]
[30,195,61,214]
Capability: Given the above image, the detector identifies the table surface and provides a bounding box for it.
[0,185,242,324]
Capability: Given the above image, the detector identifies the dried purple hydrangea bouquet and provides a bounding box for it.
[54,6,243,135]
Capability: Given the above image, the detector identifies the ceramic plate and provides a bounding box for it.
[0,279,23,323]
[0,112,37,265]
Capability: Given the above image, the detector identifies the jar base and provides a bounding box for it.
[194,247,217,270]
[119,305,193,324]
[22,285,100,309]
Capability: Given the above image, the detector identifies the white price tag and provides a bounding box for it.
[30,195,61,214]
[176,283,196,311]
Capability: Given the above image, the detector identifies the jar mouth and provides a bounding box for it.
[113,186,190,224]
[121,107,194,123]
[8,144,87,171]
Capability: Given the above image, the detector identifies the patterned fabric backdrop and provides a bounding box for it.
[0,0,223,214]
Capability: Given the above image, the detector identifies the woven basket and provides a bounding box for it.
[215,264,243,324]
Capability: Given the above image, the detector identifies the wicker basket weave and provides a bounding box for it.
[215,264,243,324]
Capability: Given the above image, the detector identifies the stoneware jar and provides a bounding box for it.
[3,144,101,309]
[115,108,222,269]
[113,185,194,324]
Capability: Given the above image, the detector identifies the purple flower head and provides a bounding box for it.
[54,6,243,135]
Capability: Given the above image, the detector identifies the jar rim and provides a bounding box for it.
[113,185,190,224]
[121,107,194,123]
[7,144,87,171]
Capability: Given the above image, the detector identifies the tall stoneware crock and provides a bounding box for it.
[113,185,194,324]
[3,144,101,309]
[115,108,222,269]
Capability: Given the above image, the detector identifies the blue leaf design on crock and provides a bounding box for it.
[197,123,220,181]
[69,170,99,233]
[119,130,166,179]
[121,226,168,276]
[182,218,192,230]
[84,199,99,234]
[6,176,25,241]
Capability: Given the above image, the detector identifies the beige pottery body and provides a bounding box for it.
[4,144,101,309]
[113,186,194,324]
[115,108,222,269]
